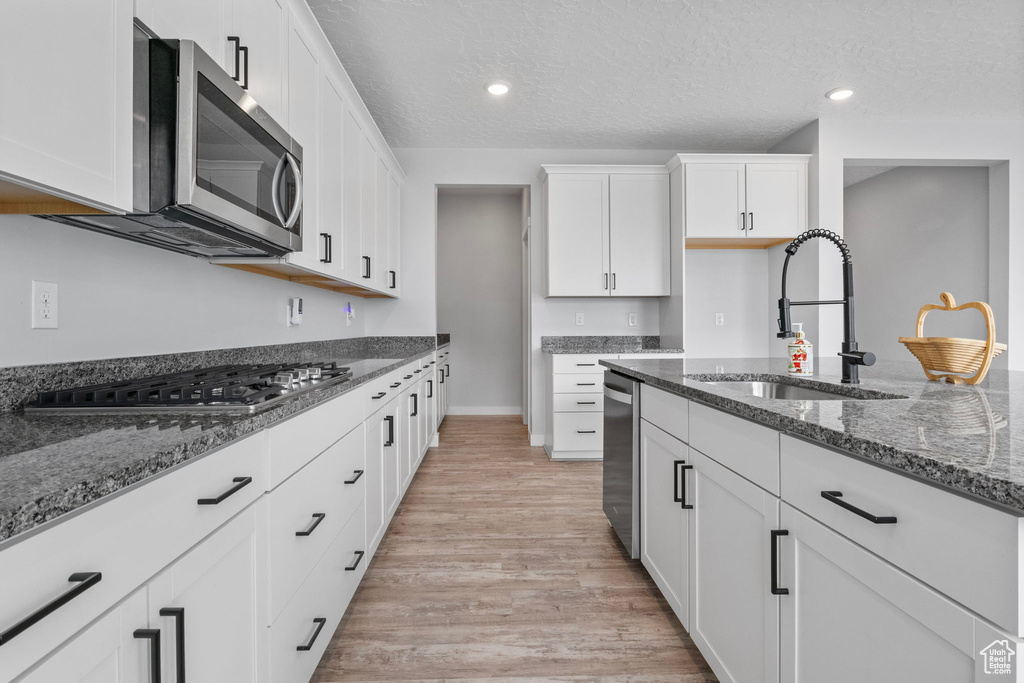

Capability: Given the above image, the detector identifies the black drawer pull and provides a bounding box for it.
[404,374,413,380]
[134,629,162,683]
[445,365,450,378]
[389,270,396,289]
[0,572,102,646]
[158,607,185,683]
[344,469,364,484]
[390,382,402,388]
[577,430,596,434]
[771,529,789,595]
[673,460,685,503]
[297,617,327,651]
[296,513,327,537]
[440,372,445,384]
[678,464,694,509]
[411,393,418,417]
[576,363,596,366]
[427,380,433,398]
[384,415,395,446]
[414,369,422,373]
[362,256,371,279]
[821,491,897,524]
[372,391,387,400]
[197,476,252,505]
[345,550,366,571]
[577,401,595,405]
[430,361,436,364]
[577,382,596,386]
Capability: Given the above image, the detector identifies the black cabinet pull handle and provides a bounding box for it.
[749,211,754,231]
[296,513,326,537]
[384,415,395,446]
[576,363,596,366]
[427,380,433,398]
[344,469,364,484]
[297,617,327,652]
[414,369,422,374]
[362,256,371,279]
[446,364,450,378]
[227,36,241,81]
[0,571,102,646]
[577,382,596,386]
[158,607,185,683]
[411,393,418,417]
[238,45,249,90]
[771,529,789,595]
[372,392,386,400]
[577,401,595,405]
[389,270,396,289]
[319,232,332,263]
[741,211,747,231]
[404,374,413,380]
[134,629,162,683]
[678,464,693,509]
[604,273,609,290]
[390,382,401,388]
[577,430,596,434]
[345,550,366,571]
[673,460,685,503]
[430,361,436,364]
[612,273,617,290]
[197,476,252,505]
[440,372,445,384]
[821,491,897,524]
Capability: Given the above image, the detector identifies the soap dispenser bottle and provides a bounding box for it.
[788,322,813,375]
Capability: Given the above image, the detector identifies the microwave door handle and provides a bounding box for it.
[270,154,288,227]
[282,152,303,229]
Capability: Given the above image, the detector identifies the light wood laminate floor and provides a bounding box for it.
[312,415,716,682]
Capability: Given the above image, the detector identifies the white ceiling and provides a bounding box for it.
[306,0,1024,150]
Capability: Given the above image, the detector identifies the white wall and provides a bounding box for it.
[436,189,524,414]
[684,249,770,358]
[844,166,994,362]
[0,215,366,367]
[367,148,677,441]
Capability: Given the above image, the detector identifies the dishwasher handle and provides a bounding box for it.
[603,384,633,405]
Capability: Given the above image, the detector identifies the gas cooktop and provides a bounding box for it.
[26,361,353,414]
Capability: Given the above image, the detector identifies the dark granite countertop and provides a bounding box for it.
[541,335,684,354]
[437,333,451,347]
[601,357,1024,514]
[0,349,435,546]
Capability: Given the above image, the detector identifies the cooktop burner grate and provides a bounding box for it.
[27,361,352,414]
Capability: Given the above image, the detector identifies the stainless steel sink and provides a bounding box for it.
[699,380,867,401]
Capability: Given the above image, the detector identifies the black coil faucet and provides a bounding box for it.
[778,229,875,384]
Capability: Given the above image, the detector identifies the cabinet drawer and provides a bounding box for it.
[640,385,689,443]
[364,374,399,417]
[553,374,604,393]
[266,425,365,623]
[552,354,614,374]
[0,433,268,681]
[781,436,1024,636]
[269,502,366,683]
[553,393,604,412]
[268,389,362,488]
[553,412,603,451]
[689,403,779,495]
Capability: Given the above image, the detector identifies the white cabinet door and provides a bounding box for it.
[136,0,230,70]
[609,174,669,297]
[426,371,437,444]
[684,164,746,238]
[545,174,609,297]
[318,69,347,280]
[284,8,320,271]
[383,398,401,521]
[689,449,780,683]
[417,375,430,466]
[399,386,415,492]
[359,135,378,288]
[745,164,807,239]
[228,0,286,123]
[147,506,261,683]
[18,590,148,683]
[639,421,689,630]
[365,408,387,556]
[779,502,1015,683]
[387,173,401,295]
[343,110,365,279]
[375,159,391,291]
[1,0,132,211]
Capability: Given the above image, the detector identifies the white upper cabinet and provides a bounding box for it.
[359,135,378,286]
[375,159,391,291]
[543,167,669,297]
[387,173,402,295]
[0,0,133,212]
[343,110,365,279]
[228,0,287,123]
[318,68,346,280]
[678,155,808,241]
[609,173,670,296]
[135,0,230,70]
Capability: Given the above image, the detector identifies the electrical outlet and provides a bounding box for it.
[575,312,585,326]
[31,281,58,329]
[715,312,725,326]
[628,312,638,327]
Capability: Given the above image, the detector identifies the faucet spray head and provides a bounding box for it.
[777,297,792,338]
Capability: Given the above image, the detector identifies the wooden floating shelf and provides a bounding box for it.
[215,262,393,298]
[685,237,792,250]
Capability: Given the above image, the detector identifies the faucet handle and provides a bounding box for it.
[839,350,876,366]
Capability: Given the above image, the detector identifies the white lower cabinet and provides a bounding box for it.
[383,397,401,520]
[689,448,780,683]
[639,420,690,630]
[779,502,1022,683]
[17,589,148,683]
[399,382,416,492]
[365,407,388,557]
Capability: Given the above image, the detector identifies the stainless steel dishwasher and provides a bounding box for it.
[603,370,639,559]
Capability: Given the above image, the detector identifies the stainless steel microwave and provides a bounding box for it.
[42,24,303,258]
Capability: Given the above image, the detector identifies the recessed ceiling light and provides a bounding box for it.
[826,87,854,101]
[486,81,510,96]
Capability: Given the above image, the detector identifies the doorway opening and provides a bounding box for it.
[435,185,531,420]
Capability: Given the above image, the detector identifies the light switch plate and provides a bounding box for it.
[575,312,585,326]
[31,281,58,329]
[715,312,725,326]
[628,312,638,327]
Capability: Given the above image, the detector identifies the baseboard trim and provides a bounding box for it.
[447,406,523,416]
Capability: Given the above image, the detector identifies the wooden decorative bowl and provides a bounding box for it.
[898,292,1006,385]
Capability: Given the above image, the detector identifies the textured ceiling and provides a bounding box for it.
[306,0,1024,150]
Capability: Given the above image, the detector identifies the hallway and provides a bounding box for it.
[312,416,715,682]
